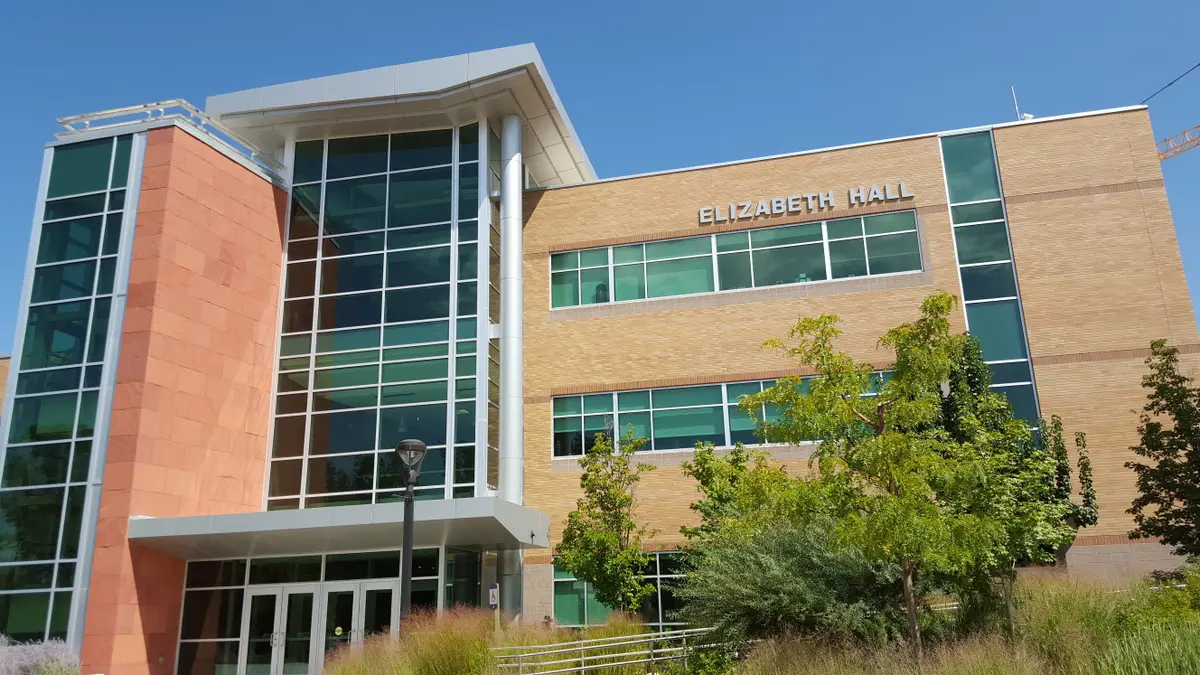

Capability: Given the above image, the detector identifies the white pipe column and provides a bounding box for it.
[498,114,524,505]
[497,115,525,618]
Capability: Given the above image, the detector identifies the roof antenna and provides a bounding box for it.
[1011,86,1034,121]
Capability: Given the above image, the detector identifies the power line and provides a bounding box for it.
[1141,60,1200,105]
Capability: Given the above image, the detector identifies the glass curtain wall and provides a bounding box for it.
[271,125,486,509]
[552,552,684,629]
[940,131,1038,423]
[550,211,922,308]
[0,135,133,641]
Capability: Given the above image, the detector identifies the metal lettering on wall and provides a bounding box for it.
[698,182,915,224]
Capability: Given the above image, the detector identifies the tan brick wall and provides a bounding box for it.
[82,127,286,675]
[523,108,1197,562]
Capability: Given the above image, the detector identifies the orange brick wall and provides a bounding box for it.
[81,126,286,675]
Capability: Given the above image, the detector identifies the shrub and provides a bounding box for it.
[0,637,78,675]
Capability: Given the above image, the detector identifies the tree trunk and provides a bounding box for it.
[901,560,923,666]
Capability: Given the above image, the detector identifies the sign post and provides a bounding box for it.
[489,583,500,634]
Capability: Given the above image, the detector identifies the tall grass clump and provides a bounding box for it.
[0,637,78,675]
[1093,619,1200,675]
[739,634,1047,675]
[324,609,494,675]
[1011,578,1129,673]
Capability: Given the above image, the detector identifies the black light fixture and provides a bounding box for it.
[394,438,427,622]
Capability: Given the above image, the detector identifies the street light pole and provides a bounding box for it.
[394,439,427,622]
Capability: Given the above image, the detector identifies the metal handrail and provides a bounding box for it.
[56,99,287,177]
[492,627,716,674]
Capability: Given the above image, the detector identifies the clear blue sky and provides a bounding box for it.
[1,0,1197,355]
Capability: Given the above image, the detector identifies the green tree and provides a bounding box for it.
[743,293,1003,662]
[556,429,657,612]
[679,444,753,541]
[1127,339,1200,557]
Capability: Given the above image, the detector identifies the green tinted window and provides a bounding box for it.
[578,249,608,267]
[583,394,613,414]
[383,320,448,346]
[653,386,722,408]
[652,407,725,450]
[644,237,711,261]
[715,232,748,252]
[388,224,449,251]
[324,176,386,235]
[0,488,66,561]
[312,387,378,412]
[864,212,916,236]
[389,168,452,227]
[48,138,112,199]
[378,404,447,448]
[307,454,374,494]
[326,135,387,180]
[553,397,581,416]
[866,232,921,274]
[1,444,71,488]
[941,132,1001,204]
[381,381,448,406]
[998,384,1038,424]
[717,252,752,290]
[751,222,821,248]
[617,391,650,411]
[580,268,609,305]
[293,140,325,184]
[289,184,321,240]
[613,265,646,301]
[551,252,578,271]
[31,261,96,303]
[110,136,132,189]
[44,194,106,221]
[613,245,643,264]
[951,201,1004,224]
[960,262,1017,301]
[16,368,80,395]
[966,299,1028,361]
[309,409,378,455]
[386,248,450,287]
[316,327,380,353]
[752,244,826,286]
[381,358,448,384]
[9,394,78,444]
[827,218,863,239]
[646,257,713,297]
[554,580,586,625]
[830,239,867,279]
[384,285,450,323]
[391,130,452,171]
[248,556,322,585]
[313,365,379,389]
[955,222,1011,264]
[37,217,102,264]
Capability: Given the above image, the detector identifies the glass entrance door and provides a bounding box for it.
[319,581,399,665]
[238,586,318,675]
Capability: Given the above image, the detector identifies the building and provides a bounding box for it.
[0,43,1193,674]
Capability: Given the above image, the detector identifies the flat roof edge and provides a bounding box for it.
[536,104,1149,191]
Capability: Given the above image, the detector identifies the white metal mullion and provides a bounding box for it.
[709,235,720,290]
[720,384,731,447]
[298,139,329,507]
[442,126,460,501]
[820,220,832,281]
[474,116,489,497]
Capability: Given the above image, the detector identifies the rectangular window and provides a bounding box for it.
[553,552,685,628]
[550,210,921,308]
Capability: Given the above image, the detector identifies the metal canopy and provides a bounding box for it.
[127,497,550,559]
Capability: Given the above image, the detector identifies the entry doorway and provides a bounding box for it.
[238,585,319,675]
[320,580,399,655]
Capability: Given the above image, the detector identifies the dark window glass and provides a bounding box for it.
[378,404,447,449]
[317,292,382,330]
[455,402,476,443]
[387,223,451,250]
[32,261,95,304]
[613,266,644,302]
[380,382,448,407]
[248,557,322,585]
[102,213,122,255]
[750,222,821,248]
[178,641,240,675]
[324,176,386,236]
[55,563,75,588]
[0,593,50,642]
[305,493,372,508]
[652,407,725,450]
[827,218,863,239]
[412,548,439,577]
[324,551,399,581]
[382,359,448,384]
[941,132,1001,204]
[17,368,80,395]
[20,300,88,367]
[288,184,321,240]
[961,262,1017,301]
[997,384,1038,424]
[107,190,125,212]
[646,257,714,297]
[0,564,54,591]
[315,350,380,369]
[277,371,309,394]
[389,168,452,227]
[186,560,247,588]
[180,589,244,639]
[268,459,302,496]
[288,239,318,261]
[0,487,65,562]
[458,243,477,281]
[48,138,112,199]
[377,447,446,490]
[282,299,314,334]
[45,194,107,221]
[271,417,306,459]
[453,446,475,484]
[267,498,300,511]
[385,285,450,323]
[967,299,1028,362]
[51,593,71,638]
[309,410,378,455]
[312,365,378,389]
[315,327,380,353]
[87,297,111,362]
[752,244,826,286]
[9,393,77,444]
[312,387,377,412]
[553,417,582,457]
[96,258,116,295]
[71,441,91,482]
[111,136,132,189]
[390,130,452,171]
[990,361,1032,385]
[458,282,477,316]
[307,454,375,494]
[326,135,388,180]
[716,252,752,290]
[458,124,479,163]
[83,365,102,389]
[729,404,758,445]
[276,393,306,415]
[386,247,451,287]
[951,201,1004,224]
[863,212,916,236]
[459,164,478,220]
[829,239,868,279]
[280,334,311,358]
[1,443,71,488]
[955,222,1011,265]
[58,486,85,558]
[37,216,102,264]
[320,254,384,295]
[866,232,921,274]
[323,232,385,258]
[293,140,324,184]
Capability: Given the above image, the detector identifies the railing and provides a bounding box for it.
[56,99,287,178]
[492,627,716,674]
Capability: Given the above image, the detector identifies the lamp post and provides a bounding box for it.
[394,438,427,621]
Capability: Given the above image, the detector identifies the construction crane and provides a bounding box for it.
[1159,124,1200,161]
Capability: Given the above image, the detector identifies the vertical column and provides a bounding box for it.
[498,115,523,505]
[497,114,524,619]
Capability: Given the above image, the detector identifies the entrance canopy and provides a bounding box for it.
[128,497,550,559]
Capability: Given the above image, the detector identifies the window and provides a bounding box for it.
[552,552,685,629]
[549,211,921,308]
[275,127,486,508]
